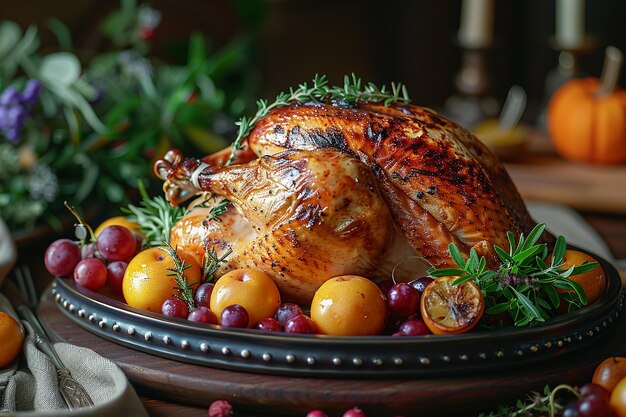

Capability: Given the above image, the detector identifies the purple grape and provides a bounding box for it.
[284,314,317,334]
[253,317,282,332]
[106,261,128,295]
[162,297,189,319]
[194,283,214,308]
[187,307,217,324]
[409,276,434,294]
[221,304,249,328]
[44,239,81,277]
[387,283,420,317]
[74,258,107,291]
[96,225,136,262]
[274,303,303,327]
[393,319,431,336]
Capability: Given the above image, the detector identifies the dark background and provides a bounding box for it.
[2,0,625,124]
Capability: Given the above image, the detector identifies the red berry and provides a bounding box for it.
[221,304,249,328]
[162,297,189,319]
[284,314,317,334]
[74,258,107,291]
[208,399,233,417]
[44,239,81,277]
[342,407,366,417]
[96,225,136,262]
[306,410,328,417]
[188,307,218,324]
[253,317,282,332]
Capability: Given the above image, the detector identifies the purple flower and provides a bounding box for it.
[0,80,41,143]
[20,79,42,105]
[0,86,20,107]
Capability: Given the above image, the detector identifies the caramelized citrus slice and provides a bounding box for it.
[420,276,484,335]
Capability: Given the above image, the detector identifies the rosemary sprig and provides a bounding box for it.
[161,241,196,311]
[429,223,599,327]
[479,384,578,417]
[226,73,410,165]
[202,245,233,283]
[206,198,230,223]
[122,181,185,248]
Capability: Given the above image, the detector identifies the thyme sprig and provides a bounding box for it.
[226,73,411,165]
[161,241,196,311]
[480,384,579,417]
[429,224,599,327]
[202,245,233,283]
[122,181,185,248]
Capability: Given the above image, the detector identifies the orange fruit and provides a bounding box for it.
[611,376,626,417]
[0,312,25,367]
[593,357,626,393]
[94,216,141,237]
[123,246,201,312]
[420,276,484,335]
[556,250,606,305]
[310,275,387,336]
[210,269,281,327]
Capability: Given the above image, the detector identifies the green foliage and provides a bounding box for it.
[429,224,598,327]
[0,2,258,232]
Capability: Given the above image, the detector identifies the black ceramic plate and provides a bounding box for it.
[51,251,623,378]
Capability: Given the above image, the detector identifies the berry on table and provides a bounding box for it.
[306,410,328,417]
[208,399,233,417]
[342,407,367,417]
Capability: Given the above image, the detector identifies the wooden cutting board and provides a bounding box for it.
[503,132,626,214]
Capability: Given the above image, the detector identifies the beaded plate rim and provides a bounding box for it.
[50,249,623,378]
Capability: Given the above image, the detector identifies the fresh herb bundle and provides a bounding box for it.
[226,73,411,165]
[428,224,599,327]
[160,241,196,310]
[479,384,577,417]
[122,181,185,248]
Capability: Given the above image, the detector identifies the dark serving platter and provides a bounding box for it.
[51,250,623,378]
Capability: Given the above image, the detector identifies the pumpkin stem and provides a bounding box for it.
[597,46,624,97]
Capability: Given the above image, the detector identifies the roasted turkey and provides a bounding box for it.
[156,102,536,303]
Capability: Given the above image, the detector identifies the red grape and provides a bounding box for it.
[81,242,96,259]
[306,410,328,417]
[377,279,394,296]
[393,319,431,336]
[44,239,81,277]
[221,304,249,328]
[576,395,613,417]
[274,303,303,327]
[96,225,136,262]
[74,258,107,291]
[284,314,317,334]
[194,283,214,308]
[253,317,282,332]
[106,261,128,294]
[580,383,611,403]
[409,276,434,294]
[187,307,217,324]
[161,297,189,319]
[342,407,366,417]
[387,283,420,317]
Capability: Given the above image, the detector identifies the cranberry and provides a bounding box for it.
[284,314,317,334]
[274,303,303,327]
[208,399,233,417]
[342,407,367,417]
[162,297,189,319]
[188,307,218,324]
[306,410,328,417]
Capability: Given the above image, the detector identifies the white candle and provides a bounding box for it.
[458,0,494,48]
[556,0,585,49]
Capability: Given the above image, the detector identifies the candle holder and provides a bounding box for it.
[536,36,596,130]
[443,45,499,130]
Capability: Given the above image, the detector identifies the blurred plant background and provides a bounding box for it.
[0,0,263,234]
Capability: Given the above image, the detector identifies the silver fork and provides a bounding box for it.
[13,265,94,409]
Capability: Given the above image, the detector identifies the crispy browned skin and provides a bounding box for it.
[246,102,535,266]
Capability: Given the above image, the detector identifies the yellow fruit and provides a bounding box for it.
[611,376,626,417]
[310,275,386,336]
[123,246,200,312]
[210,269,281,327]
[0,312,25,368]
[420,276,484,335]
[94,216,141,237]
[556,249,606,306]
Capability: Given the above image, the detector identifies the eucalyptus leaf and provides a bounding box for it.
[0,21,22,59]
[40,52,81,85]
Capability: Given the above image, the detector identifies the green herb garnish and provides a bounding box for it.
[480,384,579,417]
[161,241,196,311]
[429,223,599,327]
[122,181,185,248]
[202,245,233,283]
[226,73,411,165]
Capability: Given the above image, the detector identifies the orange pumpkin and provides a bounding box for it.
[548,77,626,164]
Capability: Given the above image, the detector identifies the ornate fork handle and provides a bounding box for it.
[18,306,94,409]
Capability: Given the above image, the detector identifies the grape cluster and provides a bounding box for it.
[380,276,434,336]
[563,383,614,417]
[0,80,41,142]
[44,224,137,294]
